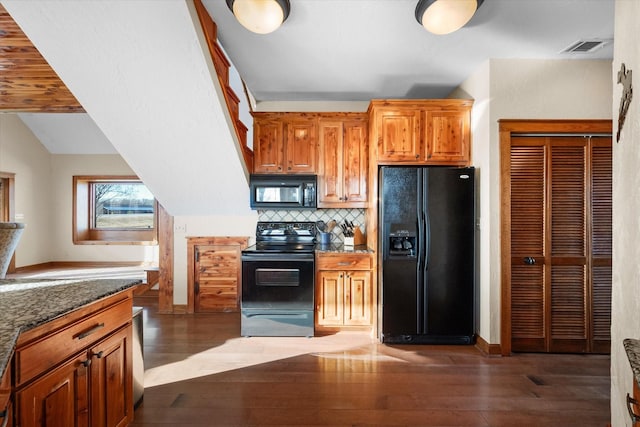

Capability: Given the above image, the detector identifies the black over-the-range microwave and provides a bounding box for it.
[249,174,317,210]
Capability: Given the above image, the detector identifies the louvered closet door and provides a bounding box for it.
[590,138,612,353]
[510,138,547,352]
[510,136,611,353]
[549,138,587,353]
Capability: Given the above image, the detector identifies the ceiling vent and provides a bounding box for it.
[561,39,608,54]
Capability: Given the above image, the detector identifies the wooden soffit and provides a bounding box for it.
[0,5,84,112]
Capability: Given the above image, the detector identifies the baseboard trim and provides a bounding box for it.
[475,335,502,356]
[173,304,188,314]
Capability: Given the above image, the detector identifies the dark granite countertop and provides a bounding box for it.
[0,278,140,384]
[315,244,374,254]
[625,338,640,388]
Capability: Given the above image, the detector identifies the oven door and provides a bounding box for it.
[241,253,314,310]
[241,252,315,337]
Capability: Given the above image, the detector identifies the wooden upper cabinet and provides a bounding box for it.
[286,120,317,173]
[370,100,473,165]
[373,107,422,162]
[253,113,317,174]
[253,120,284,173]
[426,109,470,163]
[318,115,368,208]
[318,121,343,204]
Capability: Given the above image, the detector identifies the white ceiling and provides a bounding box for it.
[203,0,614,102]
[13,0,614,155]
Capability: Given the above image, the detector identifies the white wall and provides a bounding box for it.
[49,154,157,263]
[611,1,640,425]
[454,59,613,344]
[0,114,158,267]
[0,114,52,267]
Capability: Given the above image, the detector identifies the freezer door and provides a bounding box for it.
[380,167,420,337]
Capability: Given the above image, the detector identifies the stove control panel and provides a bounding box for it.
[256,222,316,236]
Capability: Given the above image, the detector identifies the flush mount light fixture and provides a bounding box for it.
[415,0,483,35]
[226,0,290,34]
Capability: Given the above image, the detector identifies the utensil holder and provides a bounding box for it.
[319,232,331,245]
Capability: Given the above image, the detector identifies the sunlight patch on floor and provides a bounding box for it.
[12,266,145,281]
[142,332,402,387]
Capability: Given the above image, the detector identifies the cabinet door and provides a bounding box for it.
[425,110,470,163]
[376,109,422,162]
[0,363,11,427]
[344,271,372,326]
[318,121,344,205]
[343,121,368,204]
[590,138,612,354]
[17,354,90,427]
[286,120,317,173]
[254,120,284,173]
[90,327,132,427]
[316,271,344,326]
[195,244,241,312]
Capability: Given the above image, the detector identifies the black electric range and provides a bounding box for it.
[240,222,316,337]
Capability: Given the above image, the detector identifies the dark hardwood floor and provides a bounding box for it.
[8,266,610,425]
[132,293,610,426]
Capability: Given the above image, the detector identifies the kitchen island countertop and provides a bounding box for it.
[0,278,140,383]
[625,338,640,389]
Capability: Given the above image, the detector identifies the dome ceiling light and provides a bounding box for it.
[226,0,290,34]
[415,0,483,35]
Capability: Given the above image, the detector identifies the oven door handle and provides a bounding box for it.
[242,254,314,262]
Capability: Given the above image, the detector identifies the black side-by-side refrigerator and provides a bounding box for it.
[380,166,476,344]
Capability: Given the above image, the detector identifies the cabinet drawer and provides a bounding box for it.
[15,298,132,386]
[316,254,372,270]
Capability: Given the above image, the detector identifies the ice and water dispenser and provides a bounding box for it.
[387,224,416,258]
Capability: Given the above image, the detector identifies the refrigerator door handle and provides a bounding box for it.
[424,210,431,271]
[417,212,425,269]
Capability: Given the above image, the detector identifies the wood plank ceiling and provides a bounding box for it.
[0,5,83,112]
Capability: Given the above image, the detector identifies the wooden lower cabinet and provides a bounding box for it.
[0,363,12,427]
[17,352,90,426]
[315,253,374,332]
[187,237,249,313]
[13,292,133,427]
[90,327,131,427]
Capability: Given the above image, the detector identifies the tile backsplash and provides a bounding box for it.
[257,209,366,244]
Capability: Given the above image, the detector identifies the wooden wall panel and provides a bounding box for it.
[0,5,83,112]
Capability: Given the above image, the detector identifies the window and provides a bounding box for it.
[73,176,157,244]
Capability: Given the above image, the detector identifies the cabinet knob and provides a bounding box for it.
[416,154,419,159]
[93,350,104,359]
[81,359,92,368]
